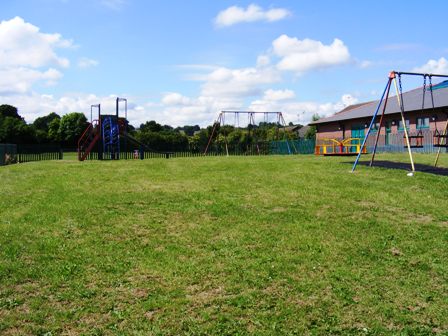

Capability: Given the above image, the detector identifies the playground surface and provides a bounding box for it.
[0,154,447,334]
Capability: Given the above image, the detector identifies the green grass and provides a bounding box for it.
[0,154,447,335]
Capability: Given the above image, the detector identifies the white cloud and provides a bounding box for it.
[341,94,358,106]
[272,35,350,74]
[413,57,448,74]
[150,33,354,126]
[161,92,192,106]
[249,93,358,125]
[0,16,71,68]
[263,89,295,101]
[0,17,72,95]
[201,66,280,98]
[157,92,246,126]
[0,92,152,127]
[256,55,271,67]
[155,63,283,126]
[0,68,62,94]
[215,4,291,27]
[78,57,99,68]
[358,60,373,69]
[1,87,360,129]
[0,23,358,129]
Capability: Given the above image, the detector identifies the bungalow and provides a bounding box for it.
[310,80,448,151]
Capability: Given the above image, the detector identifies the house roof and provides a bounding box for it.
[297,125,310,137]
[311,80,448,125]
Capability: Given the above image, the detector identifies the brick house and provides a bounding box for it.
[310,81,448,151]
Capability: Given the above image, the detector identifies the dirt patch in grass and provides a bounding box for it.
[271,207,287,213]
[407,214,434,224]
[186,285,225,303]
[437,221,448,228]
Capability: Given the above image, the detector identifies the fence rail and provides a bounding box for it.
[16,144,63,163]
[79,139,316,160]
[364,129,447,154]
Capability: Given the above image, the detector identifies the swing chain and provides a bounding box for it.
[422,75,426,111]
[429,75,436,110]
[398,74,405,111]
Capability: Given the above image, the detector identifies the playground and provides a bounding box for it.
[1,153,447,334]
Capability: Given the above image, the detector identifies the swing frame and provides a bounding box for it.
[352,71,448,173]
[203,111,296,156]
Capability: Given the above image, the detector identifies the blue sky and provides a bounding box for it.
[1,0,448,127]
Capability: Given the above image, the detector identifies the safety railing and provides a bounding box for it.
[315,138,367,155]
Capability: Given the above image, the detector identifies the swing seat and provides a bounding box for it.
[404,131,424,148]
[433,130,448,147]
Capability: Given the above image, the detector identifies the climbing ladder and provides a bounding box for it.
[102,116,120,159]
[78,120,100,161]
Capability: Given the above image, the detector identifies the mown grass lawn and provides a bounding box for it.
[0,154,447,335]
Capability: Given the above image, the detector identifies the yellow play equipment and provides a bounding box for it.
[315,138,367,156]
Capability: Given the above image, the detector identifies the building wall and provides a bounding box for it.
[316,109,448,145]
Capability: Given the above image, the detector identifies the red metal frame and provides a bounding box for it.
[78,119,100,161]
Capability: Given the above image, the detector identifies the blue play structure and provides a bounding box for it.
[102,116,120,159]
[78,97,137,161]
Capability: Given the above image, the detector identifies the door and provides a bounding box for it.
[351,125,365,152]
[385,121,391,146]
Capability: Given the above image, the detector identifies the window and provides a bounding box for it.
[398,119,410,131]
[416,117,430,129]
[370,122,380,132]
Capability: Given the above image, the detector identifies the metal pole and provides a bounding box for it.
[370,77,393,166]
[280,113,293,154]
[434,117,448,167]
[204,113,221,155]
[351,77,391,172]
[222,111,282,114]
[395,71,448,78]
[427,76,445,167]
[393,76,415,172]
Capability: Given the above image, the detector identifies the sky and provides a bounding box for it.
[1,0,448,127]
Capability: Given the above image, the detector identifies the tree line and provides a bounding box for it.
[0,104,314,151]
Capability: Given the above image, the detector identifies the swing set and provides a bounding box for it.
[203,111,296,156]
[352,71,448,173]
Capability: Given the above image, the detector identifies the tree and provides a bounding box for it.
[140,120,163,133]
[33,112,61,143]
[48,118,61,142]
[0,104,35,143]
[305,113,320,139]
[58,112,88,146]
[175,125,200,136]
[33,112,60,132]
[0,116,34,144]
[189,130,207,152]
[0,104,23,121]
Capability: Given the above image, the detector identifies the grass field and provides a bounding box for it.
[0,154,447,335]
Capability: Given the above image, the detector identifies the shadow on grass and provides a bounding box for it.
[346,160,448,176]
